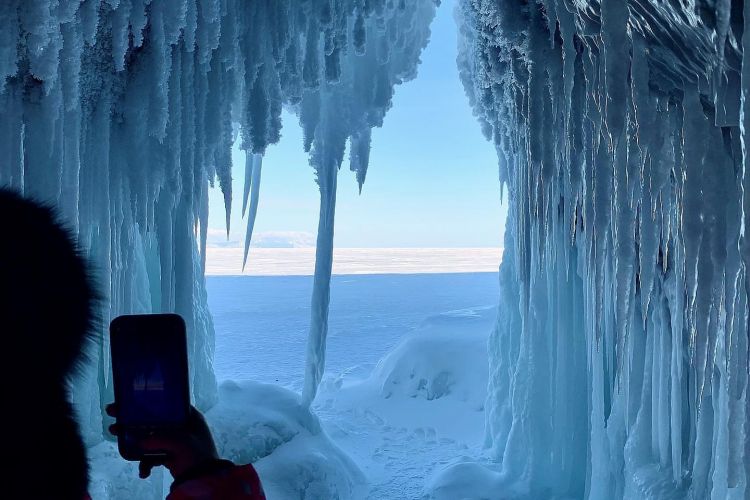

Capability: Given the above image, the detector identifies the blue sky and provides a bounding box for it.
[207,0,506,248]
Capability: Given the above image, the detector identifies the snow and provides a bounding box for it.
[365,308,491,408]
[425,463,505,500]
[89,273,499,499]
[210,381,365,500]
[206,273,499,498]
[314,303,497,498]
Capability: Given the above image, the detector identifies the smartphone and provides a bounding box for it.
[110,313,191,461]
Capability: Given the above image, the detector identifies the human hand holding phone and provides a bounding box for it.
[106,403,220,480]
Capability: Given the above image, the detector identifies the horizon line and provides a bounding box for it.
[205,247,504,276]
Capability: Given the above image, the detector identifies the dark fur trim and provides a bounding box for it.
[0,188,101,498]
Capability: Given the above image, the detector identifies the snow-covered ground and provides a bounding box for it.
[314,305,496,499]
[208,273,499,499]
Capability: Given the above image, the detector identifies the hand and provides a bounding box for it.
[106,403,220,480]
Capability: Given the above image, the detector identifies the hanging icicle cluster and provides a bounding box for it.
[458,0,749,498]
[0,0,436,444]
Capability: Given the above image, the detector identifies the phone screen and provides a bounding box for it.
[110,314,190,459]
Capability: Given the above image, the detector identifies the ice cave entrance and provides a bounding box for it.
[5,0,749,497]
[203,1,506,496]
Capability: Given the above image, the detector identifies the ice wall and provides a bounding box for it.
[458,0,749,498]
[0,0,435,444]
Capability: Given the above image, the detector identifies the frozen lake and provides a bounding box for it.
[207,272,499,388]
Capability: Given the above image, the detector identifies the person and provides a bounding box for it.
[1,187,96,499]
[106,403,265,499]
[0,187,265,499]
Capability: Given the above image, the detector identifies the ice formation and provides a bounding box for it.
[4,0,748,497]
[0,0,436,445]
[456,0,749,498]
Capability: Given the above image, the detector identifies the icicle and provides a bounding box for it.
[241,150,254,217]
[349,129,371,192]
[302,152,338,407]
[199,170,209,273]
[241,154,263,271]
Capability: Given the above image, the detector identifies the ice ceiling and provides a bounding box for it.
[0,0,748,498]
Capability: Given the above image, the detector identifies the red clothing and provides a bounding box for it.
[168,463,265,500]
[84,462,265,500]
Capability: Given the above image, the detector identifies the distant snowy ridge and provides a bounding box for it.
[455,1,750,499]
[206,247,503,276]
[0,0,436,451]
[206,229,316,249]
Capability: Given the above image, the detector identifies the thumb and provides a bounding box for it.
[138,456,164,479]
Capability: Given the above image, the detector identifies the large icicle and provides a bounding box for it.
[299,1,438,405]
[303,125,339,405]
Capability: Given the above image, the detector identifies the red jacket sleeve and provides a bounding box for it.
[166,463,266,500]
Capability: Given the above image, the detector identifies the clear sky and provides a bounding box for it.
[207,0,506,249]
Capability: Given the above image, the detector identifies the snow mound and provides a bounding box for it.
[424,461,504,500]
[315,306,497,498]
[209,380,365,500]
[424,459,584,500]
[371,307,494,408]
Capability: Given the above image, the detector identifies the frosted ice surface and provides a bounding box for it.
[0,0,437,444]
[455,0,750,498]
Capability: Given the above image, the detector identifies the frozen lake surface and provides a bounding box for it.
[208,273,499,388]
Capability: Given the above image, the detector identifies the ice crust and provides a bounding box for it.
[455,0,750,498]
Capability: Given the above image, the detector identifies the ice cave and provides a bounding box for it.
[0,0,748,499]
